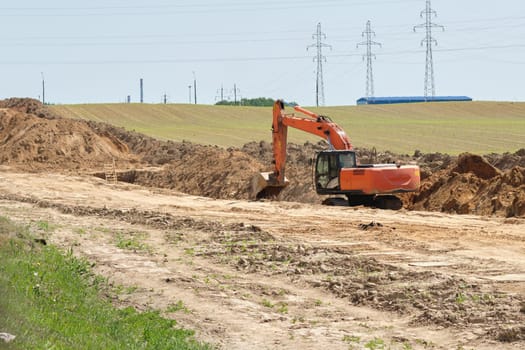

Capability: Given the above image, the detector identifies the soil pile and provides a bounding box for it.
[408,153,525,217]
[0,97,57,119]
[0,99,265,198]
[485,149,525,171]
[0,98,136,170]
[85,121,197,166]
[124,145,264,200]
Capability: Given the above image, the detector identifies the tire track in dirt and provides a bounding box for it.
[0,172,523,348]
[0,201,461,349]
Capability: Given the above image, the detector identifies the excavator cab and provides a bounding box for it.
[315,150,356,194]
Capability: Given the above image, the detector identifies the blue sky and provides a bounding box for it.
[0,0,524,105]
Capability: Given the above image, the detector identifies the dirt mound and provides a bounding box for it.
[85,121,196,166]
[0,98,58,119]
[0,100,136,170]
[0,99,263,196]
[453,153,502,180]
[485,149,525,170]
[125,146,264,200]
[408,154,525,217]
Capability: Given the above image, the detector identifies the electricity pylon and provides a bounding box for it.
[414,0,445,98]
[357,20,381,98]
[307,22,331,107]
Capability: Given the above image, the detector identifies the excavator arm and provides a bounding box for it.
[269,100,352,186]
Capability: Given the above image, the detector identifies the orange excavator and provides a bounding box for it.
[252,100,420,209]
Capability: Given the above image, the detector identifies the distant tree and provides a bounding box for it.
[215,97,298,107]
[215,100,236,106]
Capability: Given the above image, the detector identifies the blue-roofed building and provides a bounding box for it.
[356,96,472,105]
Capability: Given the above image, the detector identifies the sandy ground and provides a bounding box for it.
[1,169,524,349]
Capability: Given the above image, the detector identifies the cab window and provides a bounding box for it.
[339,152,356,168]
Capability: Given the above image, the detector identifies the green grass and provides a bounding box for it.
[261,298,273,308]
[167,300,191,314]
[0,216,211,350]
[50,101,525,155]
[35,220,52,232]
[364,337,386,350]
[115,232,151,253]
[276,302,288,314]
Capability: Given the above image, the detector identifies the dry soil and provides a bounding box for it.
[0,98,524,349]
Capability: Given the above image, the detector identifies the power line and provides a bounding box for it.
[0,1,421,17]
[357,20,381,98]
[0,36,311,49]
[2,14,524,42]
[2,17,517,48]
[0,29,312,41]
[0,42,522,66]
[0,0,417,11]
[307,22,331,107]
[414,0,444,98]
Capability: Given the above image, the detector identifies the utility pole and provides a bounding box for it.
[41,72,45,105]
[414,0,445,98]
[192,71,197,104]
[140,78,144,103]
[307,22,331,107]
[231,84,240,105]
[357,20,381,98]
[215,85,228,102]
[188,85,192,104]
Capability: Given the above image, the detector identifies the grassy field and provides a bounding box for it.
[0,217,210,350]
[50,101,525,155]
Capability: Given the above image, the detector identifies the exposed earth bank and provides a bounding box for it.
[1,98,524,217]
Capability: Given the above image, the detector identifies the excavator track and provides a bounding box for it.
[373,195,403,210]
[345,194,403,210]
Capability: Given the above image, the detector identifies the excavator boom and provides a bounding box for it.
[252,100,353,198]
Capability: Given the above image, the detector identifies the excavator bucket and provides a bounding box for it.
[251,172,289,200]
